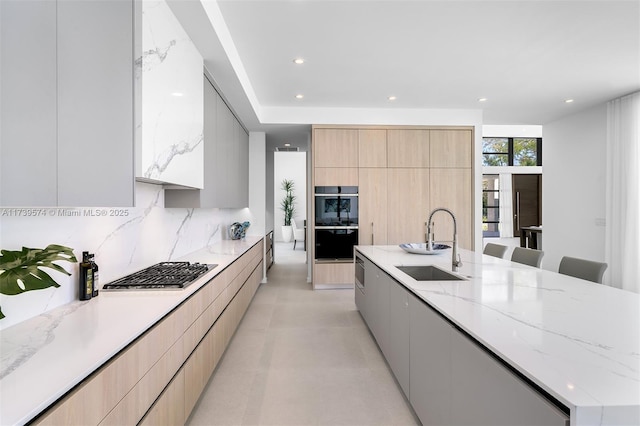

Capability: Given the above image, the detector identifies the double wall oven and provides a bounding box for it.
[314,186,358,261]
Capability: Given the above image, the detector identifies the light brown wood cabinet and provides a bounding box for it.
[139,369,185,426]
[314,167,358,186]
[35,240,264,426]
[358,129,387,167]
[311,125,474,287]
[358,168,388,245]
[387,168,431,245]
[430,168,473,249]
[313,262,355,289]
[313,128,358,168]
[387,129,430,168]
[430,129,473,168]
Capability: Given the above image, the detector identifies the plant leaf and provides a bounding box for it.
[0,244,77,296]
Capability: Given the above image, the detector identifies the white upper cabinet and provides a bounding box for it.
[136,0,204,189]
[165,77,248,208]
[1,0,134,207]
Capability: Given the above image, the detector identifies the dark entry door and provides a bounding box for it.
[512,174,541,237]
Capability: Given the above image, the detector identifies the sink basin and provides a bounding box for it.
[396,265,466,281]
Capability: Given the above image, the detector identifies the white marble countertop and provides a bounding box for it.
[0,237,262,426]
[355,245,640,426]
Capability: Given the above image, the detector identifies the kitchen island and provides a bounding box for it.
[0,237,263,426]
[355,245,639,426]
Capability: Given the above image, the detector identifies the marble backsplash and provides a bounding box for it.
[0,182,251,330]
[138,0,204,188]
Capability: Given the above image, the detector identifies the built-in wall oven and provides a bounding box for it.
[314,186,358,261]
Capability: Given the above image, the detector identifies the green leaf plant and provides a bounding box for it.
[280,179,296,226]
[0,244,77,320]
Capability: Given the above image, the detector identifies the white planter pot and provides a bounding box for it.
[282,225,293,242]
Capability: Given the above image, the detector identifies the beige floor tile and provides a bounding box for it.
[187,246,417,426]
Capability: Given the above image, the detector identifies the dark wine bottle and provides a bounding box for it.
[90,253,99,297]
[79,251,93,300]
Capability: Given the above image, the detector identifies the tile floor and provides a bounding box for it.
[186,244,419,426]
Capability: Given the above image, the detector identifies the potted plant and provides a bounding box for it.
[280,179,296,242]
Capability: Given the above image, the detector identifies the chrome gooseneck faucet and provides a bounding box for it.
[427,207,462,272]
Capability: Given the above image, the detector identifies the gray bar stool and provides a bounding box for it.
[483,243,508,259]
[558,256,608,284]
[511,247,544,268]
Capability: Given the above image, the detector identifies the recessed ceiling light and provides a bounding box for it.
[295,94,304,99]
[478,97,487,102]
[171,92,184,97]
[284,143,291,147]
[388,96,397,101]
[565,99,574,103]
[293,58,305,65]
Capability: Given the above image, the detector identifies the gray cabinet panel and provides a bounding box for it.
[1,0,57,206]
[1,0,134,207]
[409,295,452,426]
[165,77,248,208]
[451,331,568,426]
[388,280,410,397]
[235,120,249,207]
[57,0,134,206]
[374,266,390,357]
[357,256,570,426]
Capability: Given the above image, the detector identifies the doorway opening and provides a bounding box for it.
[512,174,542,238]
[482,173,542,239]
[273,151,307,264]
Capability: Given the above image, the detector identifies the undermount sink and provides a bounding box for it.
[396,265,467,281]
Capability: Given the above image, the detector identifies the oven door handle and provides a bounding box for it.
[315,226,359,230]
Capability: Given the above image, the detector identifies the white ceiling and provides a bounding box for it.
[171,0,640,149]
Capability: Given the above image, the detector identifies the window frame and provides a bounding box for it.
[482,174,500,237]
[482,137,542,167]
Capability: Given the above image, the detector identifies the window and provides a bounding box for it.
[482,175,500,237]
[482,137,542,166]
[482,138,509,166]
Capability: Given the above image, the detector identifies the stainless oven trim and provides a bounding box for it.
[315,258,355,264]
[314,193,359,197]
[315,226,359,230]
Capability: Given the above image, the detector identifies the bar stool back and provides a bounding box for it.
[511,247,544,268]
[558,256,607,284]
[483,243,508,259]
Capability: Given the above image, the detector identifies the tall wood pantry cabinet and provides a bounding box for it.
[311,125,474,288]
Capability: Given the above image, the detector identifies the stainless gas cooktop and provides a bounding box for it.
[102,261,216,290]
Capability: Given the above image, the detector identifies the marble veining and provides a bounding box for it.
[96,188,161,252]
[356,245,640,425]
[137,40,176,72]
[0,302,82,380]
[0,238,262,425]
[143,134,204,180]
[0,182,251,330]
[168,208,194,259]
[138,0,204,189]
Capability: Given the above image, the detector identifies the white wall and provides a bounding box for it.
[542,104,608,276]
[248,132,267,281]
[0,182,250,330]
[482,125,543,138]
[273,152,307,242]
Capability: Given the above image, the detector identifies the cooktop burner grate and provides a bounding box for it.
[102,261,214,290]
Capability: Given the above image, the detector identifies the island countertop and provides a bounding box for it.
[355,245,640,426]
[0,237,262,426]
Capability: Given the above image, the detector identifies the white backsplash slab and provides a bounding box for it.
[0,182,250,330]
[137,0,204,188]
